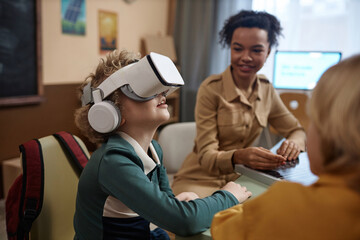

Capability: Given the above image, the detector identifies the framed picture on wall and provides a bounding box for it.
[61,0,86,36]
[98,10,117,54]
[0,0,43,106]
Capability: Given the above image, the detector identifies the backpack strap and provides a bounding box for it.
[52,131,89,174]
[20,139,44,240]
[6,139,44,240]
[6,132,88,240]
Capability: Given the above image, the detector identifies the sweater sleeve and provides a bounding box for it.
[98,148,239,237]
[211,204,246,240]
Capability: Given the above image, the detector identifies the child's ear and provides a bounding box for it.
[120,118,126,126]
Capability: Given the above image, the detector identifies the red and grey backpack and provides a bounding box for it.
[5,131,89,240]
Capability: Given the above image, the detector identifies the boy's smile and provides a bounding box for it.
[157,96,167,108]
[121,93,170,129]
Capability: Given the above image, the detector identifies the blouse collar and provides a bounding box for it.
[223,66,263,104]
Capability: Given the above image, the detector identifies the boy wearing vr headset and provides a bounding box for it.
[73,50,251,239]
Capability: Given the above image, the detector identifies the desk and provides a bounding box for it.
[175,174,271,240]
[176,144,317,239]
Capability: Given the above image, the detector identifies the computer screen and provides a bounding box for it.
[272,51,342,90]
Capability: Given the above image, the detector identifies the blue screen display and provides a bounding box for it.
[273,51,342,90]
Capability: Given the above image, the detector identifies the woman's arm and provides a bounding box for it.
[194,82,237,175]
[267,87,306,159]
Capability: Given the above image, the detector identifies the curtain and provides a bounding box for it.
[174,0,252,122]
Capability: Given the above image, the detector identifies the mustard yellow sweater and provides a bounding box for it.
[211,174,360,240]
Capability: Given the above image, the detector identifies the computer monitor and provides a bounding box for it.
[272,51,342,90]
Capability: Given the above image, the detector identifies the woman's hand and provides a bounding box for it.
[221,182,252,203]
[175,192,200,202]
[276,140,301,160]
[233,147,286,170]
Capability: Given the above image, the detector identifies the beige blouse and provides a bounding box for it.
[173,66,306,190]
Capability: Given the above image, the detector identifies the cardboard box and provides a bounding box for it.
[142,35,177,63]
[2,158,22,198]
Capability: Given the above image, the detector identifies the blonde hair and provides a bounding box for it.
[309,54,360,192]
[74,50,140,144]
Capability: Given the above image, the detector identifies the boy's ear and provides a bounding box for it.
[120,118,126,126]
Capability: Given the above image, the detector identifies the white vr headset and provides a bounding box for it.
[81,52,184,133]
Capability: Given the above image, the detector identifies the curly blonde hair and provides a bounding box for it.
[74,50,140,144]
[309,54,360,193]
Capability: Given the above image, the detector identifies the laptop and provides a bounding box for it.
[235,139,318,186]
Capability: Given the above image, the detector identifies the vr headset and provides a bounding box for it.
[81,52,184,133]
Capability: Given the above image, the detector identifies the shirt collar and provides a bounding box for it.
[223,66,239,102]
[119,132,160,175]
[223,66,263,103]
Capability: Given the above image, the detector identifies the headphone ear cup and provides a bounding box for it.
[88,100,121,133]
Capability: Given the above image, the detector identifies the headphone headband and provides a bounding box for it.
[82,52,184,106]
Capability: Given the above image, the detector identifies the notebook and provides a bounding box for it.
[235,139,318,186]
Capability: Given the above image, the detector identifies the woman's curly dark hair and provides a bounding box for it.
[74,50,140,145]
[219,10,283,48]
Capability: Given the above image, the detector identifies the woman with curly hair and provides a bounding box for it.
[172,10,306,198]
[212,54,360,240]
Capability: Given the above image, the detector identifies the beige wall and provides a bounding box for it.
[0,0,171,198]
[42,0,169,85]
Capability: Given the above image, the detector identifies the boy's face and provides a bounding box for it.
[307,121,324,175]
[121,92,170,128]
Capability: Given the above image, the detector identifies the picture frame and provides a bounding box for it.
[61,0,86,36]
[98,10,118,54]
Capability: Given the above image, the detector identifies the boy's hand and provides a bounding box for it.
[175,192,200,202]
[221,182,252,203]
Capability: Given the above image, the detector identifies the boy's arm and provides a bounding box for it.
[98,149,238,237]
[158,164,175,197]
[152,140,175,197]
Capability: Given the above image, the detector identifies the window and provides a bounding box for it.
[252,0,360,81]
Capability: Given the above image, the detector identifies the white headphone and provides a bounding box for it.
[87,88,122,134]
[81,52,184,133]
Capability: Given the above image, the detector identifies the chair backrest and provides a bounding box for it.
[279,92,310,131]
[30,134,90,240]
[157,122,196,174]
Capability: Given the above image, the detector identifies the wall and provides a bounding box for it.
[0,0,170,198]
[42,0,169,84]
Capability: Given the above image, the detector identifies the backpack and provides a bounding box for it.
[5,131,89,240]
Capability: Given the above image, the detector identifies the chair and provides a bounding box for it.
[30,134,90,240]
[279,92,310,131]
[157,122,196,183]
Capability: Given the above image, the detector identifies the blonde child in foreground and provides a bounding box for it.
[211,54,360,240]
